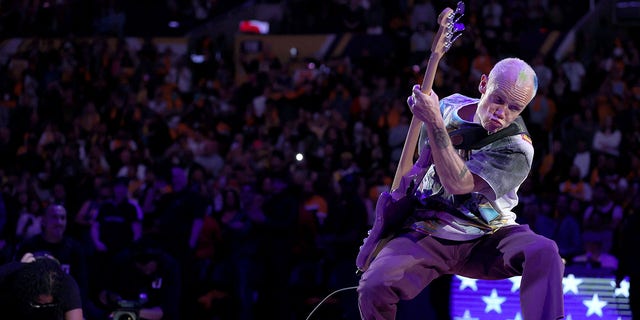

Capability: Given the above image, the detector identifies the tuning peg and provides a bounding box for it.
[446,34,463,50]
[455,1,465,16]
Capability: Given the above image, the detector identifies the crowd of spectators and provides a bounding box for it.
[1,0,640,319]
[0,0,237,38]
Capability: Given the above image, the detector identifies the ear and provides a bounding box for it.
[478,74,488,94]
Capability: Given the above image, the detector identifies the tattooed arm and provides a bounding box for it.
[409,86,490,195]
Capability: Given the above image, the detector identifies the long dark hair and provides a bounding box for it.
[13,257,65,319]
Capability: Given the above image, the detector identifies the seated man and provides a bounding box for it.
[16,204,102,319]
[0,252,83,320]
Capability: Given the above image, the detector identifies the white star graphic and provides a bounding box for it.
[566,315,573,320]
[457,275,478,291]
[454,310,479,320]
[609,279,630,298]
[563,274,583,294]
[482,289,506,313]
[507,311,523,320]
[509,276,522,293]
[583,294,608,317]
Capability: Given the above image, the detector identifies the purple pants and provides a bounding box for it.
[358,224,565,320]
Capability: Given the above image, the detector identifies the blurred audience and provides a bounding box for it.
[0,1,638,318]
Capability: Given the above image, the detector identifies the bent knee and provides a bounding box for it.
[526,236,562,264]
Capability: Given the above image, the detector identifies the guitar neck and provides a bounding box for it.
[388,2,463,192]
[390,52,442,191]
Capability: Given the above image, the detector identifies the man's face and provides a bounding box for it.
[35,294,54,305]
[476,67,536,133]
[113,184,128,201]
[43,206,66,239]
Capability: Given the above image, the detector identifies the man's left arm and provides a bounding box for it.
[64,308,83,320]
[62,273,84,320]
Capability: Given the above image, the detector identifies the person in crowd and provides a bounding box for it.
[96,240,181,320]
[551,193,584,263]
[559,164,592,202]
[207,187,259,320]
[152,165,206,260]
[357,58,565,320]
[91,178,141,256]
[537,139,572,187]
[561,52,586,114]
[592,115,622,157]
[321,172,369,318]
[14,189,43,243]
[572,238,618,271]
[582,182,624,254]
[17,205,86,278]
[16,204,104,319]
[73,176,110,255]
[254,172,300,319]
[0,252,83,320]
[151,165,206,318]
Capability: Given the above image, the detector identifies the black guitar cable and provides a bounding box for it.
[304,285,359,320]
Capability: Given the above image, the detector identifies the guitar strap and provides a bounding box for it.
[412,116,530,225]
[449,117,528,150]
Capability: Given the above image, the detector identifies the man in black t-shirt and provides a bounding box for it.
[98,241,181,320]
[16,204,105,320]
[17,205,87,287]
[92,178,141,256]
[0,253,83,320]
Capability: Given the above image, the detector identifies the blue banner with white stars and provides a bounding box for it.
[450,273,631,319]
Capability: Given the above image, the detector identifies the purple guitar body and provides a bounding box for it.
[356,149,431,273]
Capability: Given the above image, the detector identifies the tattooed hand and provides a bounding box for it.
[407,84,440,124]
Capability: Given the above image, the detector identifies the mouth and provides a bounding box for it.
[488,118,502,127]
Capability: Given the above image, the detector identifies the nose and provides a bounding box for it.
[494,106,505,119]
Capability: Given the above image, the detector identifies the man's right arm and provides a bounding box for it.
[410,87,476,195]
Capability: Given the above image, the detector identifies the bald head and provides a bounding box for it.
[486,58,538,107]
[45,204,66,216]
[475,57,539,133]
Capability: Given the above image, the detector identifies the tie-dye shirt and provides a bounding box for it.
[413,93,534,241]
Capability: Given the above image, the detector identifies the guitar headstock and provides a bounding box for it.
[430,1,465,58]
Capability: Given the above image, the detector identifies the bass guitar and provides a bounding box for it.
[356,1,465,274]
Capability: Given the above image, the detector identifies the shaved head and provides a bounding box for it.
[475,57,539,133]
[486,58,538,108]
